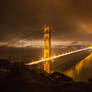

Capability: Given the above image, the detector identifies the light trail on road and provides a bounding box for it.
[26,47,92,66]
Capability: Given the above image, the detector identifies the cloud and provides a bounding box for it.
[0,0,92,42]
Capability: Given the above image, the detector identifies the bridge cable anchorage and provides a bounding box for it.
[26,47,92,66]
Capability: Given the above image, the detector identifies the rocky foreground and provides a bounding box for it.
[0,69,92,92]
[0,60,92,92]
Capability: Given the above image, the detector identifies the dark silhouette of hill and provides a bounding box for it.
[0,62,92,92]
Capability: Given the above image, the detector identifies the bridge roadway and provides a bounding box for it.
[27,47,91,65]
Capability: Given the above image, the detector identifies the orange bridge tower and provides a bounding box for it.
[43,25,51,73]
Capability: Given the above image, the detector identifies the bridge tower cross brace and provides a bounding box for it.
[43,25,51,73]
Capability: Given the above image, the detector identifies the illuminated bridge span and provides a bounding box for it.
[26,47,92,66]
[26,25,92,74]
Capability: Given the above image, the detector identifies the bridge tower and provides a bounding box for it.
[43,25,51,73]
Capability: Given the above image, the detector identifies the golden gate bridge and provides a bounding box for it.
[26,25,92,74]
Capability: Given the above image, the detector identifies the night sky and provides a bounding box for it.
[0,0,92,43]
